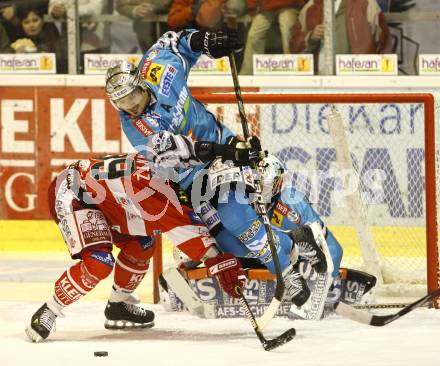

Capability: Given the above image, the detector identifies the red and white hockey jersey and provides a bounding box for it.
[49,154,217,261]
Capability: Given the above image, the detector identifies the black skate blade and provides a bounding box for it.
[263,328,296,351]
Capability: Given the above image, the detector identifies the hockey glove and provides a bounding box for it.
[205,253,246,298]
[194,139,261,165]
[224,135,263,164]
[190,28,243,59]
[148,131,202,168]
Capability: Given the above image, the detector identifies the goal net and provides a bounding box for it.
[194,92,439,305]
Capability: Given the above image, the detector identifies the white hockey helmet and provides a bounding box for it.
[261,154,285,201]
[105,61,149,110]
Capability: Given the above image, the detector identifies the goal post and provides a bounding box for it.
[155,92,439,307]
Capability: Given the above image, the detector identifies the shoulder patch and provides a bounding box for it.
[271,211,283,227]
[146,63,164,85]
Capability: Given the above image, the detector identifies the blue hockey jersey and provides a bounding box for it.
[117,30,234,188]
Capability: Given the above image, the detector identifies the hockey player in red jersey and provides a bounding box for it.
[25,136,259,342]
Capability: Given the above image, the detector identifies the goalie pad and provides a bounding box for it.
[287,221,334,320]
[158,263,376,319]
[288,264,377,320]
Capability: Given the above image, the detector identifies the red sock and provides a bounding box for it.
[54,250,114,306]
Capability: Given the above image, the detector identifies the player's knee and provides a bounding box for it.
[117,249,150,271]
[83,250,115,280]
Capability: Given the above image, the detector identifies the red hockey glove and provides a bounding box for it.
[205,253,246,298]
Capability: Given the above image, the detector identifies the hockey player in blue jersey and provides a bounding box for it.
[104,28,328,307]
[205,154,343,318]
[213,155,343,274]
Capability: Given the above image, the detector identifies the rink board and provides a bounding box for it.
[0,220,425,257]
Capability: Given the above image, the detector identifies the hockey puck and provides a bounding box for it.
[94,351,108,357]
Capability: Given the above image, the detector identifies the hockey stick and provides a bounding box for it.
[161,266,295,350]
[228,52,286,330]
[334,287,440,326]
[236,287,296,351]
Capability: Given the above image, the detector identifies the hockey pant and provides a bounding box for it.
[216,190,293,273]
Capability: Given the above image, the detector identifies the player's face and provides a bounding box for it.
[116,88,150,116]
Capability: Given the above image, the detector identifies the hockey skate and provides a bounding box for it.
[104,301,155,329]
[283,263,311,307]
[25,303,58,342]
[289,225,327,273]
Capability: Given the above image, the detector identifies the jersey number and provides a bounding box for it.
[90,156,135,180]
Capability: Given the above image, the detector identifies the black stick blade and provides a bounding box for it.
[335,287,440,327]
[263,328,296,351]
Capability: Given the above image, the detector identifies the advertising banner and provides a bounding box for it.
[418,54,440,75]
[253,54,313,75]
[0,86,430,226]
[0,53,56,74]
[336,54,398,75]
[190,55,230,74]
[84,54,142,74]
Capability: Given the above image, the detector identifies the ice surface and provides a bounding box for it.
[1,253,439,366]
[2,302,439,366]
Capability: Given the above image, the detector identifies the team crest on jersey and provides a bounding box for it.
[146,63,164,85]
[271,210,283,227]
[159,65,177,97]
